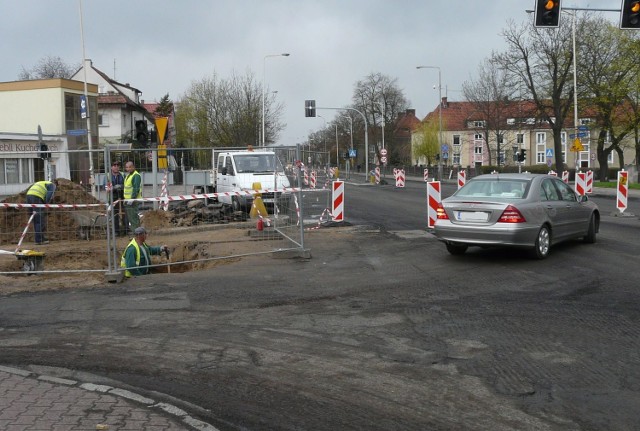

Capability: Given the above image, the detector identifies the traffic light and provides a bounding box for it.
[620,0,640,29]
[39,143,51,160]
[305,100,316,117]
[534,0,561,28]
[135,120,148,145]
[517,149,527,162]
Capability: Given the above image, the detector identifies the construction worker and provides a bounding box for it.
[120,227,168,277]
[105,161,128,236]
[123,161,142,234]
[26,179,58,245]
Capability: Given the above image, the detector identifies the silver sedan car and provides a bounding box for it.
[433,173,600,259]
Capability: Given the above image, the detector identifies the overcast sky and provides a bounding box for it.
[1,0,622,144]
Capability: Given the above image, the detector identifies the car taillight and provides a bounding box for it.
[499,205,526,223]
[436,203,449,220]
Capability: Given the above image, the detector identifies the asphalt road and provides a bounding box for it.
[1,179,639,430]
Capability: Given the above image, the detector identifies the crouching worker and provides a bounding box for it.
[120,227,168,277]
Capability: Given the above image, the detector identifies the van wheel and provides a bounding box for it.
[231,197,242,213]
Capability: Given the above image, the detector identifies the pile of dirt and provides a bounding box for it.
[0,178,104,245]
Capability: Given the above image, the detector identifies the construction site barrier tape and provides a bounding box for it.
[1,187,311,209]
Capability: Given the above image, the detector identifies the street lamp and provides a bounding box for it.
[262,53,290,146]
[341,115,354,178]
[317,114,328,167]
[416,65,443,180]
[374,101,385,150]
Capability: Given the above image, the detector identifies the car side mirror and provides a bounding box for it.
[579,195,588,203]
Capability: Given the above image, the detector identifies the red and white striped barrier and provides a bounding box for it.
[548,170,557,177]
[617,170,628,213]
[427,181,441,229]
[586,170,593,194]
[457,170,466,189]
[575,172,586,196]
[160,170,169,211]
[329,167,335,178]
[562,171,569,184]
[332,180,344,222]
[310,170,317,189]
[303,169,309,186]
[423,168,429,182]
[306,208,332,230]
[394,169,405,188]
[374,167,381,184]
[15,212,36,253]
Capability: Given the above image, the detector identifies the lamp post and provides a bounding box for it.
[341,115,353,178]
[416,65,443,180]
[262,53,289,146]
[317,114,327,167]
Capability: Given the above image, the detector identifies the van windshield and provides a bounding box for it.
[234,154,278,173]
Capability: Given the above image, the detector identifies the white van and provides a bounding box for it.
[216,150,291,213]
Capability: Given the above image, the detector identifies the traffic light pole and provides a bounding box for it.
[313,106,369,182]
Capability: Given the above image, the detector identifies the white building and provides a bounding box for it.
[0,78,98,197]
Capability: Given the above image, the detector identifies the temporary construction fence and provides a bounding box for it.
[0,145,339,281]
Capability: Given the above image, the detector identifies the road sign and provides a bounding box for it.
[441,144,449,152]
[545,148,553,158]
[578,125,589,131]
[547,158,553,167]
[380,148,387,156]
[380,156,387,164]
[570,138,584,152]
[349,148,357,158]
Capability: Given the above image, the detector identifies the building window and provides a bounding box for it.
[497,134,504,144]
[98,114,109,127]
[453,152,461,165]
[453,135,460,146]
[536,142,546,164]
[536,132,546,144]
[517,133,524,144]
[1,158,31,185]
[473,120,486,128]
[474,133,484,141]
[474,146,483,155]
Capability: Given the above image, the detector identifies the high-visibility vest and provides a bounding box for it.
[124,171,141,199]
[27,181,52,200]
[120,238,141,278]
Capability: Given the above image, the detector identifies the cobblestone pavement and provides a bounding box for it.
[0,366,217,431]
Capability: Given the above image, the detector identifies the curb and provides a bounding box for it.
[0,365,219,431]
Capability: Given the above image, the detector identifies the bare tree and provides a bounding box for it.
[175,70,284,150]
[462,58,517,168]
[348,72,408,167]
[496,19,576,171]
[580,17,640,180]
[19,56,79,80]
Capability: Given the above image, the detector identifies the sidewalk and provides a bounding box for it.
[0,366,217,431]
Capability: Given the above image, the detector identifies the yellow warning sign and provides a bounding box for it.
[155,117,168,146]
[570,137,584,152]
[158,144,167,169]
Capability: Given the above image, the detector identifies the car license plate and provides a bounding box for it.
[456,211,489,222]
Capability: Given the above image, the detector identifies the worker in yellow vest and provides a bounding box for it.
[26,179,58,245]
[120,227,168,277]
[123,161,142,234]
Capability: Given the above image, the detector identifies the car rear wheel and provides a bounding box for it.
[530,225,551,259]
[583,214,597,244]
[446,243,468,256]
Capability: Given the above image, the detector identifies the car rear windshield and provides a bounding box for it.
[456,179,530,199]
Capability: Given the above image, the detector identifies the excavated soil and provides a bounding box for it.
[0,179,291,295]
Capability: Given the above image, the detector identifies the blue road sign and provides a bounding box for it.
[578,125,589,131]
[546,148,554,158]
[349,148,357,158]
